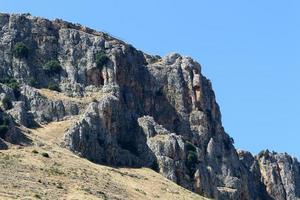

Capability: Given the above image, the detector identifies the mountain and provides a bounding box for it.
[0,13,299,200]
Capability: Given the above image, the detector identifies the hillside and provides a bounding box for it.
[0,13,299,200]
[0,114,208,200]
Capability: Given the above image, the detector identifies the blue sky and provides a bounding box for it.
[1,0,299,158]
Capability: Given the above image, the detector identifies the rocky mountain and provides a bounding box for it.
[0,13,299,200]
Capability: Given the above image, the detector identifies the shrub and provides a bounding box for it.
[43,60,62,75]
[186,142,196,152]
[41,152,49,158]
[0,125,9,138]
[0,78,21,99]
[34,194,41,199]
[47,83,60,92]
[28,77,38,87]
[0,77,13,84]
[2,96,12,110]
[187,151,198,165]
[32,149,39,154]
[0,114,10,138]
[91,98,98,103]
[7,80,21,99]
[95,51,108,69]
[13,42,29,59]
[0,114,10,125]
[56,182,63,189]
[185,142,198,177]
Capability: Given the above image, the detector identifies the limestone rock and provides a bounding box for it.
[21,86,79,125]
[7,101,35,127]
[256,150,300,200]
[64,94,150,167]
[0,110,30,148]
[0,13,299,200]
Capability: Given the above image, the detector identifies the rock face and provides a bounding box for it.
[0,109,30,148]
[256,151,300,200]
[0,13,299,199]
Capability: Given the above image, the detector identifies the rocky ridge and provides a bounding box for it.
[0,13,299,200]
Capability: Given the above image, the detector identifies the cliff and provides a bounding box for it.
[0,13,299,200]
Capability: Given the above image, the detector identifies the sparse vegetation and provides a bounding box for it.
[2,96,12,110]
[28,77,38,87]
[186,142,196,152]
[0,118,206,200]
[32,150,39,154]
[91,98,98,103]
[8,80,21,99]
[56,182,63,189]
[47,83,60,92]
[185,142,198,177]
[12,42,29,59]
[46,166,65,176]
[135,188,147,195]
[0,113,10,138]
[0,125,9,138]
[34,194,41,199]
[0,78,21,99]
[41,152,50,158]
[95,51,109,69]
[43,60,62,75]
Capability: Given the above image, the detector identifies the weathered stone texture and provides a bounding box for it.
[0,13,299,200]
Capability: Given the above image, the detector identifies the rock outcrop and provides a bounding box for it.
[257,151,300,200]
[0,13,299,200]
[0,109,30,148]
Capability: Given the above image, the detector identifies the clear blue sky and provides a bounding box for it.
[1,0,299,158]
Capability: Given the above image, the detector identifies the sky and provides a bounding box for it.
[1,0,299,158]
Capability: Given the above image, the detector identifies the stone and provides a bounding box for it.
[0,13,299,200]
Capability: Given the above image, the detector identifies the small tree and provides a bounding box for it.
[95,51,109,69]
[0,124,8,138]
[47,83,60,92]
[2,96,12,110]
[1,78,21,99]
[0,114,10,138]
[7,80,21,99]
[13,42,29,59]
[28,77,38,88]
[43,60,62,75]
[185,142,198,177]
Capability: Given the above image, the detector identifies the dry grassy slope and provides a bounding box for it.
[38,89,104,104]
[0,117,209,200]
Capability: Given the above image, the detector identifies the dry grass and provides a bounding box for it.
[0,119,209,200]
[38,88,104,104]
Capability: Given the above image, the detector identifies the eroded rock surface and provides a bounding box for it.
[255,150,300,200]
[0,13,299,200]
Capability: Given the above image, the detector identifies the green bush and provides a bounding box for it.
[0,77,13,84]
[0,78,21,99]
[8,81,21,99]
[47,83,60,92]
[0,114,10,138]
[187,151,197,165]
[186,142,196,152]
[185,142,198,177]
[95,51,109,69]
[28,77,38,87]
[43,60,62,75]
[32,149,39,154]
[13,42,29,59]
[41,152,49,158]
[0,125,8,138]
[2,96,12,110]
